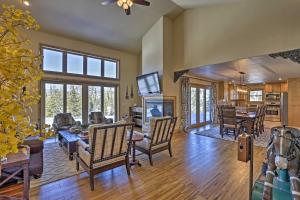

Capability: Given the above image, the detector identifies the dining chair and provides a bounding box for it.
[258,105,267,134]
[220,106,242,140]
[75,122,135,191]
[242,106,261,138]
[135,116,177,166]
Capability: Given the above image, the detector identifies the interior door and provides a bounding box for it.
[190,86,212,127]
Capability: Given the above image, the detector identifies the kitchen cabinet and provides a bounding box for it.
[265,84,273,93]
[264,83,285,93]
[281,82,288,93]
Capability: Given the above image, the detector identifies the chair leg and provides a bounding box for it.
[89,173,95,191]
[125,156,130,176]
[148,152,153,166]
[168,144,173,157]
[76,159,79,171]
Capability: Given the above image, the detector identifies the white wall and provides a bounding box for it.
[173,0,300,71]
[26,31,138,123]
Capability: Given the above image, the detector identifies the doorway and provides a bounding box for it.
[190,85,212,127]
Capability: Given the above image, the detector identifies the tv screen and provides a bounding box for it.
[137,72,161,96]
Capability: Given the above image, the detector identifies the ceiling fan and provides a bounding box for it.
[101,0,150,15]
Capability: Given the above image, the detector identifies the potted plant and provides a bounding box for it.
[0,4,45,161]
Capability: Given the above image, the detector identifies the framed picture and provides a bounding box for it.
[142,96,176,125]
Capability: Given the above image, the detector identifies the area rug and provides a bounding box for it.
[30,142,84,188]
[193,126,271,148]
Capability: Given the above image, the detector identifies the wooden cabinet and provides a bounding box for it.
[281,82,288,92]
[264,83,287,93]
[265,84,273,93]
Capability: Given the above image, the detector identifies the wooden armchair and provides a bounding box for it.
[220,106,241,140]
[75,122,134,191]
[135,117,177,166]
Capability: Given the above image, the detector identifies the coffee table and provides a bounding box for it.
[58,130,88,160]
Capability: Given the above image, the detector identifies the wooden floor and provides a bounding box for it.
[30,130,266,200]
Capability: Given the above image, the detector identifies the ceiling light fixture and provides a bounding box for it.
[278,77,282,81]
[23,0,30,6]
[117,0,133,10]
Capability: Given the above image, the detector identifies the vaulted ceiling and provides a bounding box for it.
[189,54,300,84]
[5,0,182,54]
[170,0,244,9]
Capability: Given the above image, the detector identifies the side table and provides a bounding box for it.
[0,148,30,200]
[130,132,144,167]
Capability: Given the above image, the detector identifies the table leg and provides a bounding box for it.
[130,141,141,167]
[23,163,30,200]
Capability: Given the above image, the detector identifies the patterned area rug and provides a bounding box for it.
[30,142,83,188]
[193,126,271,148]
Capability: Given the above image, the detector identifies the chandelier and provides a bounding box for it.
[117,0,133,10]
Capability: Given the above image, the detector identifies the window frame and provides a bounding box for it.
[40,44,120,80]
[249,89,264,102]
[41,79,118,125]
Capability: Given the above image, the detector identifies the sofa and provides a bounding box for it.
[23,136,44,178]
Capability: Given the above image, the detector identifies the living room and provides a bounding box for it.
[1,0,300,200]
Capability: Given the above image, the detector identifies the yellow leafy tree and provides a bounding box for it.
[0,4,43,158]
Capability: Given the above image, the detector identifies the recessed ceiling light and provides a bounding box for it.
[278,77,282,81]
[23,0,30,6]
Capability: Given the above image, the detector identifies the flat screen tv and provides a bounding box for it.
[137,72,161,96]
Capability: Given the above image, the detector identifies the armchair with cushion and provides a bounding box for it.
[135,116,177,166]
[89,112,113,124]
[75,122,134,191]
[52,113,81,132]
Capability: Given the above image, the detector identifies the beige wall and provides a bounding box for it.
[26,31,138,123]
[142,18,164,76]
[288,78,300,127]
[142,16,181,127]
[173,0,300,71]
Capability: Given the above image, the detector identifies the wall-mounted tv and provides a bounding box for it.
[137,72,161,96]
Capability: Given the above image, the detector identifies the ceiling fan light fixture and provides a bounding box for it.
[117,0,123,7]
[23,0,30,6]
[127,0,133,7]
[123,3,129,10]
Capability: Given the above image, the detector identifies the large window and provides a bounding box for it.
[42,82,117,125]
[67,85,82,122]
[41,45,119,125]
[250,90,263,102]
[88,86,102,113]
[45,83,63,125]
[43,49,63,72]
[42,45,119,79]
[67,54,83,74]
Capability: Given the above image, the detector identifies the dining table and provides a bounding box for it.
[236,112,256,120]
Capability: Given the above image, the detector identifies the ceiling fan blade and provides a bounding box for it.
[101,0,117,6]
[125,7,131,15]
[133,0,150,6]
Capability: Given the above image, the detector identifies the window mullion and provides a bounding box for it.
[101,59,104,77]
[83,56,87,75]
[101,86,105,115]
[63,51,67,73]
[82,84,88,125]
[63,84,67,113]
